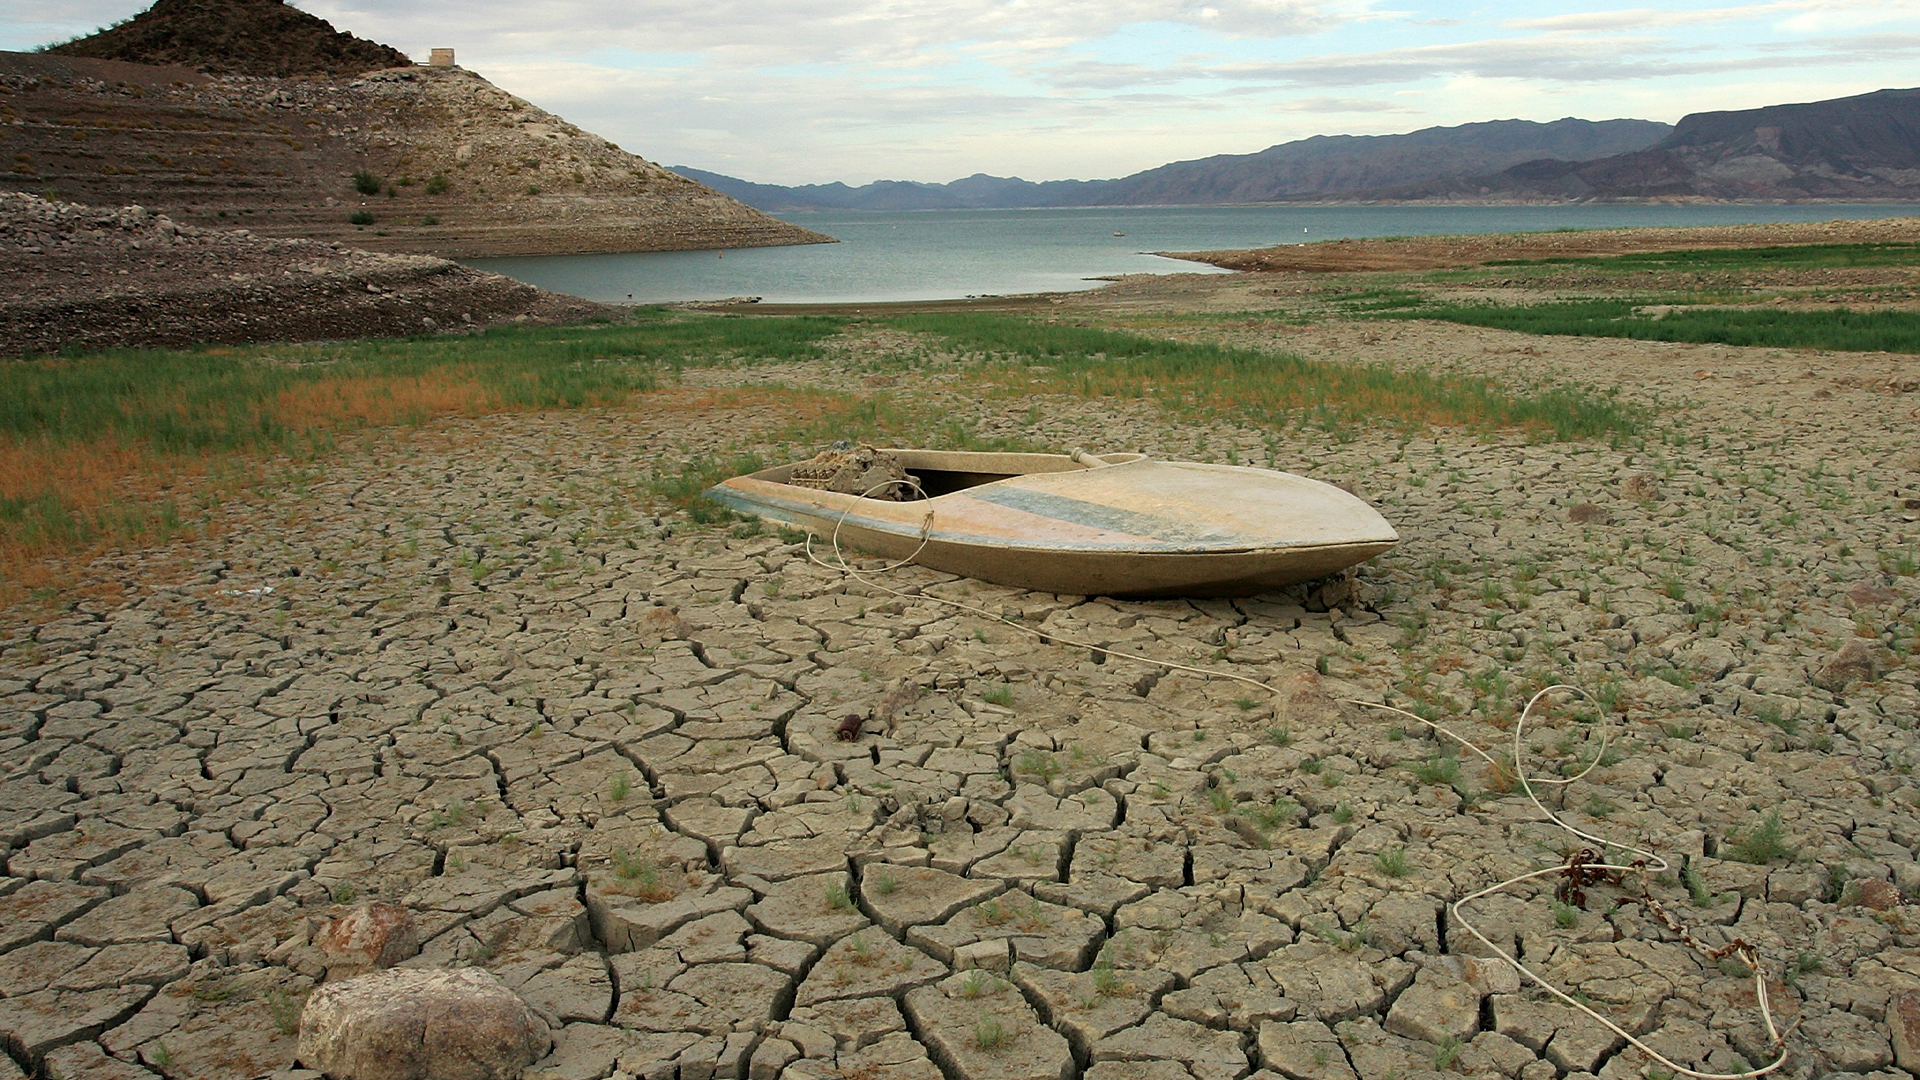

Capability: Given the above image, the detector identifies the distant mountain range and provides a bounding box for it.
[1399,87,1920,201]
[675,118,1671,211]
[676,87,1920,209]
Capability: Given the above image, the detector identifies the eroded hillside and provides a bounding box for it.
[0,52,830,257]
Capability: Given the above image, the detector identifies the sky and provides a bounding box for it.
[5,0,1919,184]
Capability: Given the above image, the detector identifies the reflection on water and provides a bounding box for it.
[466,203,1920,305]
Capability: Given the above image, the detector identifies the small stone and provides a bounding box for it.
[1890,991,1920,1072]
[1621,473,1662,501]
[1854,879,1903,911]
[954,938,1011,973]
[748,1037,797,1080]
[297,968,551,1080]
[1848,583,1900,607]
[1816,640,1887,690]
[317,903,420,976]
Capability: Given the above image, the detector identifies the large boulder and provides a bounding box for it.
[298,968,551,1080]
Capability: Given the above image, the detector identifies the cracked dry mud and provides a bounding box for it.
[3,292,1920,1080]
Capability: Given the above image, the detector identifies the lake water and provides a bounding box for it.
[467,203,1920,305]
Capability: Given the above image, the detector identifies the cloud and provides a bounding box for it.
[1196,27,1920,88]
[1501,0,1911,34]
[305,0,1369,69]
[1269,95,1412,112]
[1501,3,1799,32]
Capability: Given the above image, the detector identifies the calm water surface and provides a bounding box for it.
[467,203,1920,305]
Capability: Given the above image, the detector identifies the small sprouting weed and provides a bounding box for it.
[1206,783,1234,814]
[1373,848,1410,878]
[973,1017,1009,1050]
[610,774,632,802]
[1551,900,1579,929]
[1726,810,1795,865]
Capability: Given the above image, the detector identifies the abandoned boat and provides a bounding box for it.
[703,448,1398,598]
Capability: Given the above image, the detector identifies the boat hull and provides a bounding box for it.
[705,450,1398,598]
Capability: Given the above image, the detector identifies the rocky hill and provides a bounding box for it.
[675,118,1672,211]
[45,0,409,78]
[1,0,829,257]
[1390,87,1920,201]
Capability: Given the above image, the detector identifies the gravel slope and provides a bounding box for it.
[0,193,610,355]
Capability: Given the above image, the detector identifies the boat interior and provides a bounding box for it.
[748,450,1148,501]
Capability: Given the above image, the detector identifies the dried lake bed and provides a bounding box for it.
[2,268,1919,1080]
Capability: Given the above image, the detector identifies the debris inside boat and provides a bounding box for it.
[704,445,1399,597]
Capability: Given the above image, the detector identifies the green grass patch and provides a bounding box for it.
[1372,298,1920,354]
[0,312,845,598]
[886,312,1637,439]
[1482,241,1920,273]
[3,311,844,452]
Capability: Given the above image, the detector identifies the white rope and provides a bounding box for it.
[790,469,1789,1080]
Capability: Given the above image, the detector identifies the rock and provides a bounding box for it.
[1816,640,1887,690]
[297,968,551,1080]
[748,1036,797,1079]
[1891,991,1920,1072]
[317,903,420,976]
[1855,879,1903,911]
[1847,583,1900,607]
[1621,473,1662,501]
